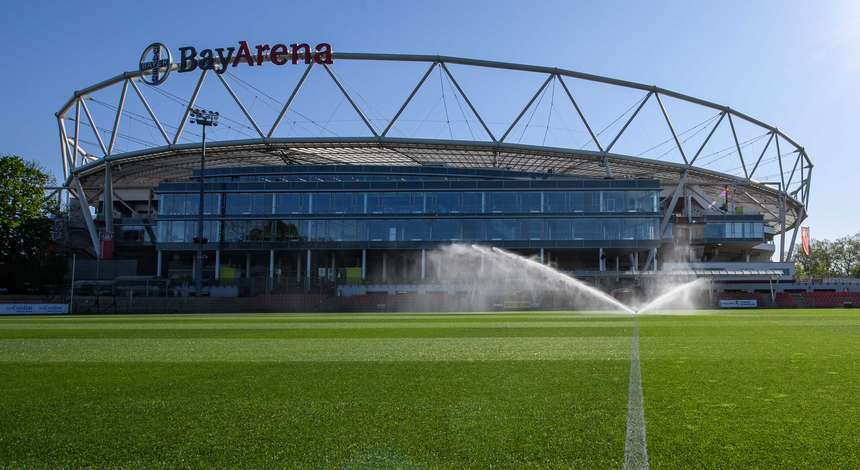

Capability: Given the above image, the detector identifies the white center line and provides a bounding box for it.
[624,322,649,470]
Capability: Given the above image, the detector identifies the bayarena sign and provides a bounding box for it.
[140,41,333,85]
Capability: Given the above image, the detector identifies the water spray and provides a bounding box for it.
[432,244,708,315]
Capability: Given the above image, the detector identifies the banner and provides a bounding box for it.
[719,299,757,308]
[801,226,810,256]
[0,304,69,315]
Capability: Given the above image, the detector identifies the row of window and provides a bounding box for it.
[156,218,659,243]
[704,222,764,240]
[159,190,659,216]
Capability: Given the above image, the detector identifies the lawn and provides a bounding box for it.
[0,310,857,468]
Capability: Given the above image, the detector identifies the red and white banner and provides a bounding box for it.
[801,226,810,256]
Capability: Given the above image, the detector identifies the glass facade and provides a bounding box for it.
[160,189,659,217]
[159,193,220,215]
[158,218,657,243]
[704,222,764,240]
[157,220,220,243]
[154,181,661,245]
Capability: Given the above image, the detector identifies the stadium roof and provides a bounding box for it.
[56,52,811,256]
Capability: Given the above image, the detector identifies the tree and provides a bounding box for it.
[793,232,860,279]
[0,155,63,293]
[831,233,860,277]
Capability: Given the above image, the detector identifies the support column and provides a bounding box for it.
[73,177,100,257]
[214,250,220,280]
[634,251,639,273]
[104,162,113,237]
[540,247,545,264]
[305,249,311,291]
[361,249,367,281]
[779,194,786,262]
[382,251,387,282]
[268,249,275,291]
[156,250,163,277]
[599,248,605,272]
[420,249,426,280]
[685,190,692,223]
[651,248,658,271]
[297,251,302,284]
[331,252,336,283]
[245,253,251,279]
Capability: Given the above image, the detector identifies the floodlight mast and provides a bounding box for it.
[189,108,219,296]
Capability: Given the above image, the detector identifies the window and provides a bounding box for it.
[404,221,429,240]
[571,191,599,212]
[546,219,572,240]
[602,192,625,213]
[521,192,542,213]
[544,192,568,213]
[461,219,483,240]
[275,193,309,214]
[223,220,270,241]
[159,193,219,215]
[461,192,483,213]
[431,219,461,240]
[368,220,400,241]
[521,219,543,240]
[367,192,424,214]
[159,220,219,242]
[573,219,602,240]
[311,192,363,214]
[487,219,517,240]
[426,192,459,213]
[485,192,517,213]
[273,220,306,241]
[225,193,272,215]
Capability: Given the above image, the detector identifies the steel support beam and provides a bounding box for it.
[659,171,688,237]
[268,63,313,137]
[383,62,436,137]
[72,176,100,257]
[606,92,653,153]
[323,64,378,137]
[73,100,81,168]
[129,79,171,145]
[726,113,749,179]
[56,118,69,177]
[216,72,265,138]
[440,62,497,142]
[103,162,113,238]
[107,79,129,155]
[654,93,688,164]
[173,69,208,144]
[500,74,554,142]
[80,98,109,156]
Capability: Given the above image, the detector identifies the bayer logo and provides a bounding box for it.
[139,43,173,86]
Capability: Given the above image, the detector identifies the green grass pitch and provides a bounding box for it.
[0,309,858,468]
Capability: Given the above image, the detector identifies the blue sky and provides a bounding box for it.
[1,0,857,240]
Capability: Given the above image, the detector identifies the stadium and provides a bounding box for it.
[56,50,816,310]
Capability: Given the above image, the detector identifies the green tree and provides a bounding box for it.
[794,239,834,278]
[0,155,63,292]
[793,233,860,279]
[831,233,860,277]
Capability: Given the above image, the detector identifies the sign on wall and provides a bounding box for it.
[718,299,758,308]
[0,304,69,315]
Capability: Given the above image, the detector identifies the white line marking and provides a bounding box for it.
[624,322,649,470]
